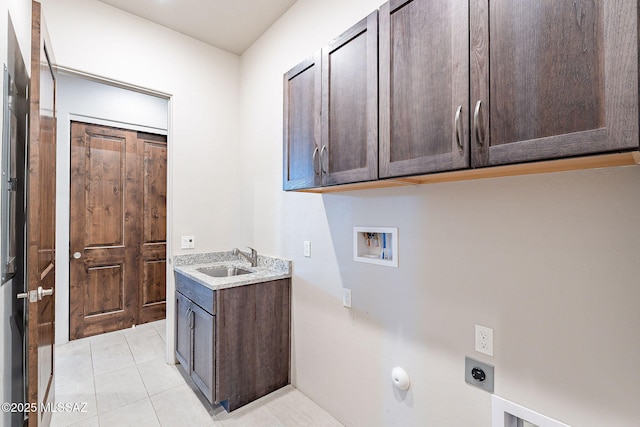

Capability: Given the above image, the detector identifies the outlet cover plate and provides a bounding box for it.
[475,324,494,356]
[465,356,494,393]
[342,288,352,308]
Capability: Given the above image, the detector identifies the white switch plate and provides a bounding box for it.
[475,325,494,356]
[304,241,311,257]
[342,288,352,308]
[181,235,195,249]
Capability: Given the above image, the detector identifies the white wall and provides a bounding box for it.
[39,0,242,357]
[39,0,242,257]
[0,0,30,425]
[21,0,640,426]
[54,72,169,344]
[239,0,640,426]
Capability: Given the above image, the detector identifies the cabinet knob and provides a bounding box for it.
[73,252,82,259]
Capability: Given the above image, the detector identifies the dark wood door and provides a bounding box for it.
[26,2,56,426]
[69,123,167,339]
[379,0,469,178]
[138,132,168,324]
[321,11,378,186]
[471,0,639,167]
[283,52,322,190]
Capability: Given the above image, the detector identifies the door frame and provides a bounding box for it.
[50,70,175,364]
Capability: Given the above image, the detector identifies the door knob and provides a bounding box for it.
[37,286,54,300]
[73,252,82,259]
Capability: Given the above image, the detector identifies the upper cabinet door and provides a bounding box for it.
[471,0,639,167]
[321,12,379,186]
[379,0,470,178]
[283,52,322,190]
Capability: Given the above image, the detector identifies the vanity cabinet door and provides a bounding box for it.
[379,0,469,178]
[283,53,322,190]
[216,279,291,412]
[175,291,191,370]
[191,302,215,404]
[471,0,639,167]
[321,11,378,186]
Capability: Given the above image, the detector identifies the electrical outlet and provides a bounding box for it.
[475,325,494,356]
[342,288,352,308]
[181,235,195,249]
[304,241,311,257]
[465,356,494,392]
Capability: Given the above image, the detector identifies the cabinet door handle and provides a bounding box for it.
[473,100,485,147]
[312,147,320,176]
[454,105,463,152]
[187,308,193,329]
[320,145,328,174]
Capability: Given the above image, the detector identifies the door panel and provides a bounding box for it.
[175,292,191,370]
[70,123,166,339]
[489,1,604,146]
[70,123,137,339]
[85,265,124,316]
[321,11,378,186]
[27,2,56,426]
[282,53,322,190]
[191,303,214,403]
[139,133,167,323]
[85,134,126,247]
[142,260,166,306]
[379,0,469,178]
[471,0,638,167]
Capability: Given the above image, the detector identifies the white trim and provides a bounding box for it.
[54,65,171,99]
[492,395,571,427]
[165,97,177,364]
[68,113,167,136]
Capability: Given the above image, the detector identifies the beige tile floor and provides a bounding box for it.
[51,320,342,427]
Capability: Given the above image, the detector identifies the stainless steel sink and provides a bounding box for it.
[196,266,252,278]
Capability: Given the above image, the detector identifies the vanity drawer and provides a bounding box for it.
[175,272,215,315]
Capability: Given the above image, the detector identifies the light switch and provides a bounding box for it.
[181,235,195,249]
[304,241,311,257]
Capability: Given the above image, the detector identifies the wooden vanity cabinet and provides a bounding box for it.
[470,0,639,167]
[379,0,470,178]
[175,272,291,411]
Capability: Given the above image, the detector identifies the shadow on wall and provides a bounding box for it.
[319,166,640,425]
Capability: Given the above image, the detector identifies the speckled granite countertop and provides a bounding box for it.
[173,251,292,291]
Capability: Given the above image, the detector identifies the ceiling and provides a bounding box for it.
[97,0,297,55]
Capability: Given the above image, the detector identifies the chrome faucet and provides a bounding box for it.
[232,247,258,267]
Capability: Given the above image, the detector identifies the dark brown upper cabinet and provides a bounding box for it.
[471,0,639,167]
[283,52,322,190]
[283,13,378,191]
[379,0,470,178]
[321,11,378,186]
